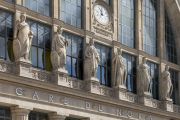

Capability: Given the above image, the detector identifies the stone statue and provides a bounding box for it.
[137,57,152,95]
[13,13,33,62]
[161,65,173,100]
[84,38,100,79]
[112,48,127,88]
[51,26,68,71]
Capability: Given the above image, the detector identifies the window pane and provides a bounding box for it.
[29,20,51,70]
[0,107,11,120]
[165,11,177,64]
[31,46,37,67]
[147,61,159,99]
[119,0,135,48]
[0,10,13,60]
[63,32,83,79]
[29,112,48,120]
[38,48,44,69]
[24,0,51,16]
[143,0,157,56]
[60,0,82,28]
[122,53,136,93]
[95,44,111,87]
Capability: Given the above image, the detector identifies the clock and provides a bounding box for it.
[94,4,109,25]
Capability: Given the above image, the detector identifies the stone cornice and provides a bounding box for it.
[0,72,180,119]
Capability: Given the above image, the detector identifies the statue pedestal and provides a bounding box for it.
[115,86,128,101]
[85,77,100,94]
[14,59,32,78]
[52,68,68,86]
[161,98,173,112]
[139,92,157,108]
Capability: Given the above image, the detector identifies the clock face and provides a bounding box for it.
[94,5,109,25]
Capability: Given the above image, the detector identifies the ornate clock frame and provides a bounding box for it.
[91,0,114,39]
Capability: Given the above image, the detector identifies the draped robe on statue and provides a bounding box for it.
[84,45,100,79]
[113,54,127,88]
[137,63,152,95]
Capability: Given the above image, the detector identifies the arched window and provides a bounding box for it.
[165,12,177,64]
[119,0,135,48]
[143,0,157,56]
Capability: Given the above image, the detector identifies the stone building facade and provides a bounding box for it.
[0,0,180,120]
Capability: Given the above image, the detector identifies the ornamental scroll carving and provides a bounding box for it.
[51,26,68,71]
[13,13,33,62]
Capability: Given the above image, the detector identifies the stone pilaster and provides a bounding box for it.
[11,107,30,120]
[49,113,66,120]
[53,0,59,19]
[157,0,165,59]
[84,0,91,30]
[135,0,143,50]
[112,0,118,41]
[16,0,22,5]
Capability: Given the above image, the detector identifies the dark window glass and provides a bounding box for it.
[122,53,136,93]
[170,69,178,104]
[63,32,83,79]
[165,12,177,64]
[119,0,135,48]
[95,44,111,87]
[29,111,48,120]
[0,10,14,61]
[147,61,159,99]
[28,20,51,71]
[66,117,80,120]
[24,0,51,16]
[0,107,11,120]
[60,0,82,28]
[143,0,157,56]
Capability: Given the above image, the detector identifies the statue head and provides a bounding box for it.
[117,48,122,55]
[20,13,26,22]
[165,65,169,71]
[89,38,94,46]
[57,26,63,34]
[142,57,147,64]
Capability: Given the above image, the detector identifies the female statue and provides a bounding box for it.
[137,57,152,95]
[112,48,127,88]
[13,13,33,62]
[84,38,100,79]
[161,65,173,100]
[51,26,68,70]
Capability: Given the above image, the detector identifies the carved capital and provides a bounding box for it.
[11,107,31,120]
